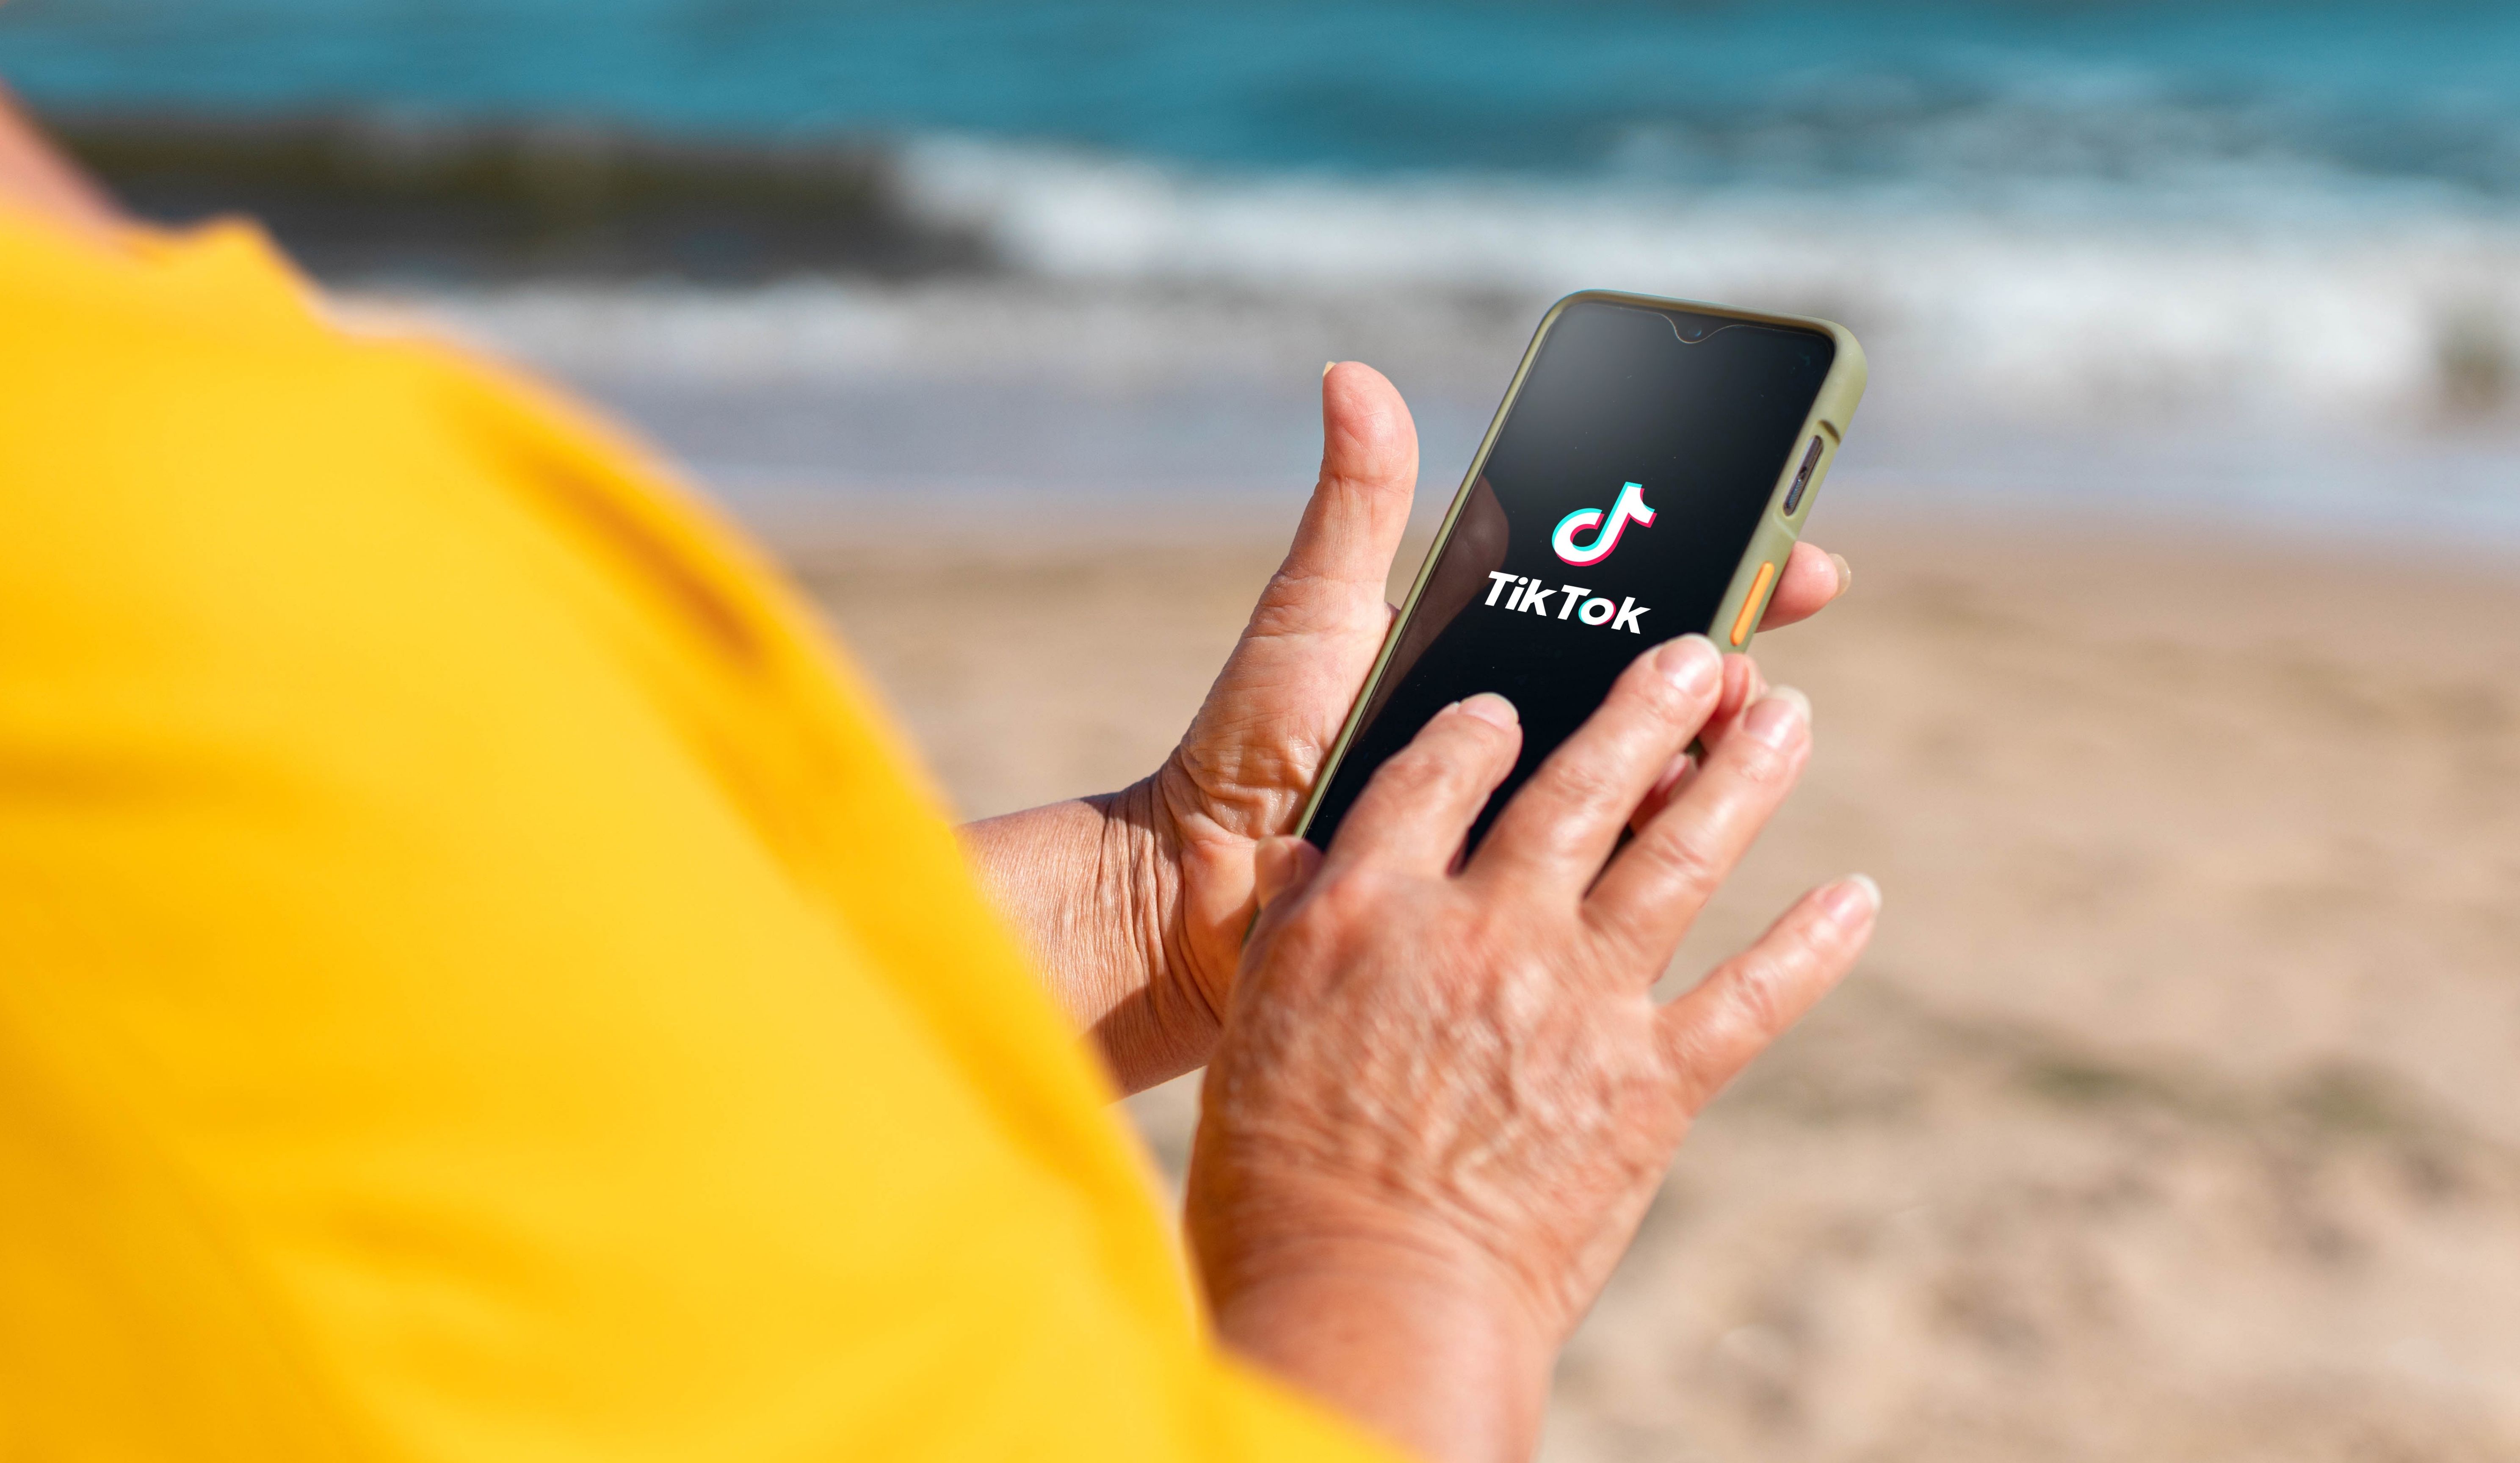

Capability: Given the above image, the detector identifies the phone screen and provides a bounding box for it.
[1303,299,1835,851]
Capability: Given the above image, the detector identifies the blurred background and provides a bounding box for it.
[7,3,2516,1457]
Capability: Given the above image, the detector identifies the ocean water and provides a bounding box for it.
[6,1,2517,536]
[8,0,2519,190]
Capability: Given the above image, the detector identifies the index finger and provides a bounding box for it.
[1323,693,1523,875]
[1469,634,1723,894]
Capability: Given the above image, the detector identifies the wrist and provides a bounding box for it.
[1201,1212,1559,1463]
[961,779,1220,1093]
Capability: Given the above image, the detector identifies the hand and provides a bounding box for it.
[963,364,1854,1093]
[1187,636,1878,1463]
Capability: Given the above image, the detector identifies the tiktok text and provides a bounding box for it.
[1483,571,1650,632]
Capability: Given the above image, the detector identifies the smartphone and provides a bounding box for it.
[1296,290,1866,852]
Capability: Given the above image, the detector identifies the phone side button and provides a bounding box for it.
[1729,560,1779,647]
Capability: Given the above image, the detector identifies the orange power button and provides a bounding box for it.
[1728,560,1778,647]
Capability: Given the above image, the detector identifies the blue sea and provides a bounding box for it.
[6,1,2520,192]
[6,1,2517,538]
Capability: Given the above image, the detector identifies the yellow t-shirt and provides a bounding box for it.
[0,206,1390,1462]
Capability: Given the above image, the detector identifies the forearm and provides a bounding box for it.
[960,782,1214,1093]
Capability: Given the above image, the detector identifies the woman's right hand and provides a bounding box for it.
[1186,634,1879,1463]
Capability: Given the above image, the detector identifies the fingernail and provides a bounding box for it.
[1829,552,1854,596]
[1825,872,1882,924]
[1743,685,1810,747]
[1653,633,1721,696]
[1457,692,1518,729]
[1323,360,1338,378]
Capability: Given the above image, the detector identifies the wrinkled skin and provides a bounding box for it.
[964,362,1853,1094]
[1185,638,1877,1463]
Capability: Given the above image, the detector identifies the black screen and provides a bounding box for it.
[1304,300,1833,851]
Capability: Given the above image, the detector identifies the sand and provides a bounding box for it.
[773,499,2520,1462]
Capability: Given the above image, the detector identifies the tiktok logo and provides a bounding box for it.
[1551,481,1656,566]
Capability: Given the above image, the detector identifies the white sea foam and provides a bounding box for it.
[890,136,2520,429]
[398,135,2520,431]
[377,136,2520,540]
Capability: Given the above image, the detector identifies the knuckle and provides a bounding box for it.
[1373,743,1460,802]
[1537,752,1624,818]
[1583,902,1659,968]
[1633,662,1704,718]
[1623,642,1717,711]
[1308,865,1391,924]
[1724,734,1799,794]
[1296,867,1442,958]
[1724,955,1791,1038]
[1606,669,1675,728]
[1246,569,1372,640]
[1385,712,1509,783]
[1645,831,1725,901]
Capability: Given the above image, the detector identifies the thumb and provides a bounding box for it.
[1169,364,1420,838]
[1241,835,1327,956]
[1263,362,1419,636]
[1252,834,1325,910]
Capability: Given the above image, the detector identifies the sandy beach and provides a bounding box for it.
[774,500,2520,1462]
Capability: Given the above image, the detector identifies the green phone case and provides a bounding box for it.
[1295,289,1868,841]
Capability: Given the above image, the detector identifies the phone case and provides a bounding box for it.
[1295,289,1868,840]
